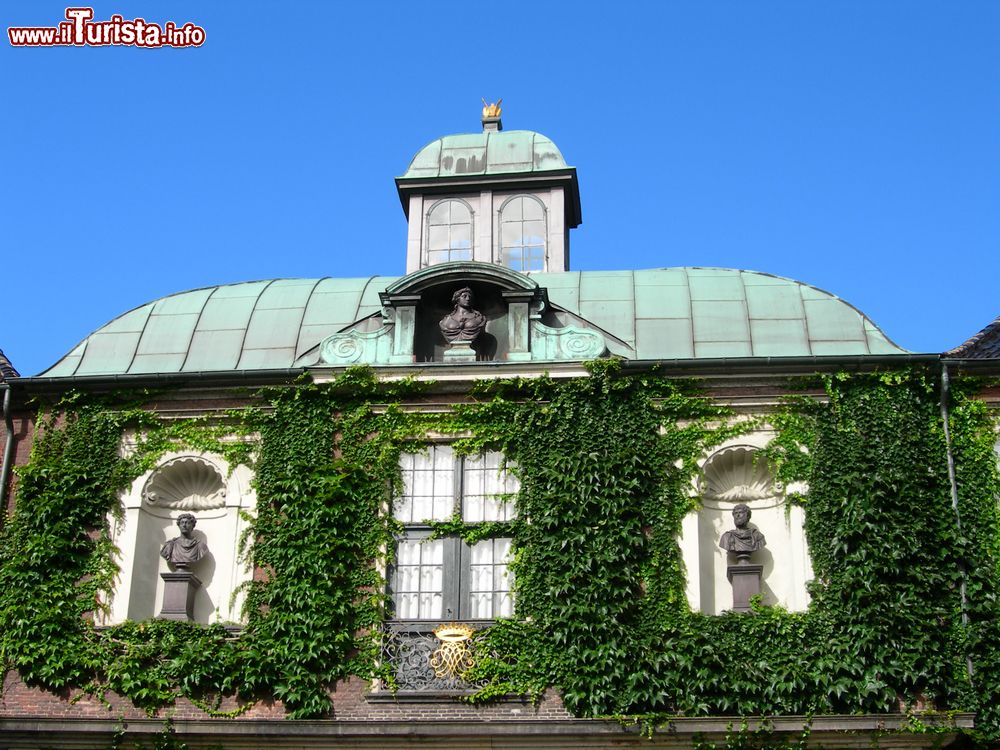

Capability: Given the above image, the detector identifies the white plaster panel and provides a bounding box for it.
[106,450,256,626]
[406,194,423,273]
[476,189,493,264]
[548,188,566,271]
[680,432,813,615]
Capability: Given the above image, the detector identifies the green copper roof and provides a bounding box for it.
[401,130,569,179]
[38,268,905,377]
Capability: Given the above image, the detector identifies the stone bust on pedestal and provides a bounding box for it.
[719,503,767,613]
[719,503,766,558]
[158,513,209,621]
[439,287,486,344]
[160,513,209,568]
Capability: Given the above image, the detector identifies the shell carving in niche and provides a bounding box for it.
[142,457,226,510]
[701,446,774,502]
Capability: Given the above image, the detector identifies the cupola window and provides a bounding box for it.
[500,195,546,272]
[425,199,474,266]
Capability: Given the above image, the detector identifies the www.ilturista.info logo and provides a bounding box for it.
[8,7,205,48]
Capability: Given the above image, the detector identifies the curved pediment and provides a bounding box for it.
[381,261,540,297]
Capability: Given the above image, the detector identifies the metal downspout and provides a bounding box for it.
[0,385,13,528]
[940,362,974,681]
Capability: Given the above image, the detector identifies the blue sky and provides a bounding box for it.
[3,1,997,375]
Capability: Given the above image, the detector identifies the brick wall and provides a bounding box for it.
[0,672,573,723]
[1,412,34,519]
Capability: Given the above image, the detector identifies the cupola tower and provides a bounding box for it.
[396,102,581,274]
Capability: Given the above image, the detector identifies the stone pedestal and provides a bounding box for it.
[443,342,477,363]
[727,559,763,613]
[158,570,202,621]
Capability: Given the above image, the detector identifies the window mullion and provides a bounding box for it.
[452,454,465,620]
[453,453,464,520]
[442,537,461,621]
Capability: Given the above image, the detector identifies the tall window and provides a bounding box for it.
[391,446,516,622]
[500,195,546,272]
[425,200,473,266]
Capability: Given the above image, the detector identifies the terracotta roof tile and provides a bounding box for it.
[0,349,19,381]
[945,317,1000,359]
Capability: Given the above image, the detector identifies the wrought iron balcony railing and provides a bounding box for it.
[380,621,489,692]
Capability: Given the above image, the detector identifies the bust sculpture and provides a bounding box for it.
[439,287,487,344]
[160,513,209,568]
[719,503,766,556]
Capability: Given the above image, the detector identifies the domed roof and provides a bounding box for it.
[401,129,569,179]
[37,268,905,377]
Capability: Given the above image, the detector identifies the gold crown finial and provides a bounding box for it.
[433,622,475,642]
[481,98,502,119]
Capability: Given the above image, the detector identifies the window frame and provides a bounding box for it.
[388,445,515,625]
[498,194,548,272]
[423,198,475,267]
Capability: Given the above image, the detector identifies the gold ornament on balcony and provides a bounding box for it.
[481,98,502,118]
[429,623,475,680]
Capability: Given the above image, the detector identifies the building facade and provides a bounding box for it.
[0,108,997,749]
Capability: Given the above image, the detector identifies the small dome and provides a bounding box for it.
[401,130,569,179]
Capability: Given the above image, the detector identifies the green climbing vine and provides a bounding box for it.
[233,370,427,716]
[449,362,742,714]
[0,364,998,748]
[0,372,430,719]
[447,366,1000,744]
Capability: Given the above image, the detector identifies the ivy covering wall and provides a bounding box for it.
[0,365,998,746]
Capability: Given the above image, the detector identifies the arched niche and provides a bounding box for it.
[312,261,612,366]
[380,261,546,364]
[413,280,509,362]
[678,436,813,615]
[104,451,255,625]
